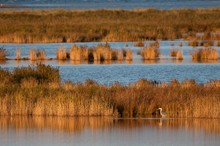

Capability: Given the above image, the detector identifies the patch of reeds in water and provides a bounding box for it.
[190,48,219,61]
[29,49,47,61]
[0,47,6,60]
[16,48,21,60]
[170,49,183,60]
[56,47,67,60]
[70,45,81,61]
[140,46,160,60]
[125,49,133,61]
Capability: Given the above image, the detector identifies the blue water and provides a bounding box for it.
[1,0,220,9]
[1,41,220,85]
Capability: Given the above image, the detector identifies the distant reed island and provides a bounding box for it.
[0,64,219,118]
[0,8,220,43]
[0,42,219,63]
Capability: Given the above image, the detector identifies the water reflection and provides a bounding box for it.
[0,60,6,64]
[192,60,220,64]
[0,117,220,146]
[143,60,158,64]
[0,116,220,134]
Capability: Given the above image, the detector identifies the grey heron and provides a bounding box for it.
[158,108,166,117]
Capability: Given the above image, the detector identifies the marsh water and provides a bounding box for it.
[1,41,220,85]
[0,117,220,146]
[1,0,220,9]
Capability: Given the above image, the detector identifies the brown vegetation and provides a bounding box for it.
[56,47,67,60]
[0,47,6,60]
[0,65,220,118]
[0,8,220,43]
[170,49,183,60]
[134,41,145,47]
[16,48,21,60]
[140,46,160,60]
[125,49,133,61]
[190,48,219,61]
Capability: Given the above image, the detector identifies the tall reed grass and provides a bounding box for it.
[0,65,219,118]
[1,8,220,43]
[190,48,219,61]
[140,46,160,60]
[56,47,67,60]
[70,45,81,61]
[170,49,183,60]
[125,49,133,61]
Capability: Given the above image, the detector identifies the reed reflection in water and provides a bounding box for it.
[0,117,220,146]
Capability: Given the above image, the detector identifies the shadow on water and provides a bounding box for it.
[0,116,220,134]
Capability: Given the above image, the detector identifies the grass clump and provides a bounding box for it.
[0,47,6,60]
[140,46,160,60]
[170,49,183,60]
[190,48,219,61]
[70,45,81,61]
[56,47,67,60]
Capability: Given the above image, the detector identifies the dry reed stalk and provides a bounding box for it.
[29,48,37,61]
[16,48,21,60]
[56,48,67,60]
[125,49,133,61]
[70,45,81,61]
[141,46,160,60]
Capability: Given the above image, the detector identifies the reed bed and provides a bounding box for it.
[0,65,220,118]
[140,46,160,60]
[1,8,220,43]
[190,48,219,61]
[29,49,47,60]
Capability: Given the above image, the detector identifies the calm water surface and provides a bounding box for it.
[0,117,220,146]
[1,0,220,9]
[1,41,220,85]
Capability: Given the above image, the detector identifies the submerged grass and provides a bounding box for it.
[1,8,220,43]
[0,65,220,118]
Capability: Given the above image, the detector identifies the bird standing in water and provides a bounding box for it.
[158,108,166,118]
